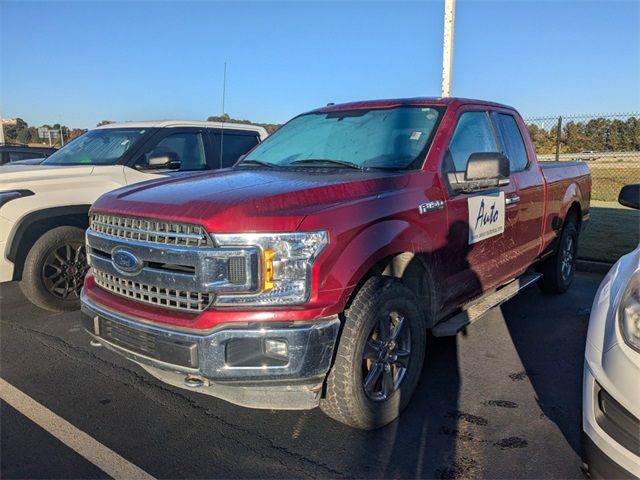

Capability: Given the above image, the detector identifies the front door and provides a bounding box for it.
[440,109,521,307]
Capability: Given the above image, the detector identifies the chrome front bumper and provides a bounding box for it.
[80,292,341,409]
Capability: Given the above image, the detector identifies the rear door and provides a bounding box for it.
[492,111,545,274]
[440,108,521,305]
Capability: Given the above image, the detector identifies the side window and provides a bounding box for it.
[495,114,528,172]
[447,111,498,172]
[143,132,207,171]
[210,131,260,169]
[9,151,47,161]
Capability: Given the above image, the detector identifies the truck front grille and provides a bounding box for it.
[93,269,212,312]
[90,213,213,247]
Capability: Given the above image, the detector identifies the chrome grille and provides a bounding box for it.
[93,269,212,312]
[90,213,213,247]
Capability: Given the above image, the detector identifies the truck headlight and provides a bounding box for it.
[214,231,328,306]
[619,270,640,353]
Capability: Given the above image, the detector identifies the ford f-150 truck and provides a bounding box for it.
[81,98,591,429]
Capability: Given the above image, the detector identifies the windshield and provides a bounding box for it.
[242,106,442,170]
[42,128,148,166]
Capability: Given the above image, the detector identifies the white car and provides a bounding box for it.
[583,184,640,479]
[0,120,267,312]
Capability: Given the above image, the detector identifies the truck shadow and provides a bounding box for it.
[501,274,596,455]
[333,221,479,478]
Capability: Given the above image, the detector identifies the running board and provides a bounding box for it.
[431,272,542,337]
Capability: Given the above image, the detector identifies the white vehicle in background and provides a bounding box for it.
[583,183,640,479]
[0,121,267,312]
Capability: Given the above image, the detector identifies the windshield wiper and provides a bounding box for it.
[237,159,276,168]
[288,158,362,169]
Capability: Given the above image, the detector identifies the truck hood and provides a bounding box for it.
[92,168,409,232]
[0,164,96,190]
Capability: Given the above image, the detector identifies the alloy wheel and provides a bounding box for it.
[561,235,575,281]
[362,310,411,401]
[42,242,89,299]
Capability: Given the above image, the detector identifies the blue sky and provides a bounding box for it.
[1,0,638,128]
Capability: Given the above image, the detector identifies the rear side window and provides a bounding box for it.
[495,114,528,172]
[9,151,47,161]
[210,131,259,169]
[447,111,498,172]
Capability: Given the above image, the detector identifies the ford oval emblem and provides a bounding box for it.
[112,248,142,274]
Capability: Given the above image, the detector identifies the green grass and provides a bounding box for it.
[590,166,640,202]
[579,201,639,262]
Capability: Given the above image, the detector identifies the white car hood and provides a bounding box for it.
[0,164,96,190]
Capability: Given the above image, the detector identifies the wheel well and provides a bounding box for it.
[8,208,90,281]
[567,202,582,230]
[346,252,437,328]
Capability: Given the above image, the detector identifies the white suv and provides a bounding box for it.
[0,120,267,311]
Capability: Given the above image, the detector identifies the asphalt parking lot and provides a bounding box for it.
[1,272,603,479]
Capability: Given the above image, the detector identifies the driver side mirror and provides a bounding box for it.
[139,151,181,171]
[450,152,510,192]
[619,184,640,210]
[465,152,510,183]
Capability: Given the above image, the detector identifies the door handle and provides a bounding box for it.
[506,195,521,205]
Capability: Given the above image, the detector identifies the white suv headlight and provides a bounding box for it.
[619,270,640,352]
[214,231,328,306]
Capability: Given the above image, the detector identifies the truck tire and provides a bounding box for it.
[320,276,426,430]
[537,219,578,294]
[19,226,89,312]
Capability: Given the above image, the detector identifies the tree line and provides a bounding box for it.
[3,118,87,147]
[6,115,639,155]
[206,114,282,134]
[526,116,640,154]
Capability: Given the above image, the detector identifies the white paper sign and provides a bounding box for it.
[468,191,505,244]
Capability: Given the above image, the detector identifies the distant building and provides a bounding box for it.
[1,118,17,125]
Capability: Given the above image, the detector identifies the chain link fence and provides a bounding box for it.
[524,113,640,202]
[524,113,640,262]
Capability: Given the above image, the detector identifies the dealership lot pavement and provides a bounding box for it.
[1,272,603,479]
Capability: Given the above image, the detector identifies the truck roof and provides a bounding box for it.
[95,120,269,139]
[313,97,517,114]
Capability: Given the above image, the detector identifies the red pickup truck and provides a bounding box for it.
[81,98,590,429]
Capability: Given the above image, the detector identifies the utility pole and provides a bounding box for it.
[0,117,4,144]
[441,0,456,97]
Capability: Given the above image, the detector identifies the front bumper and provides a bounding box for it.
[81,291,341,410]
[583,362,640,478]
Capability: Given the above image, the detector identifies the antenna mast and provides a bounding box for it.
[219,62,226,168]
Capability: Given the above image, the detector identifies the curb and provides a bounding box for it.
[576,259,613,274]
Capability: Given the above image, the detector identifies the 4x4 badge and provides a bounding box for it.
[418,200,444,214]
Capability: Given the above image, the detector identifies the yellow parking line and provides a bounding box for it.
[0,377,155,480]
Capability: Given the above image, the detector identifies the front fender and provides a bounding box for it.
[317,219,432,311]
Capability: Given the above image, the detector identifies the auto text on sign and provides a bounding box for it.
[468,191,505,244]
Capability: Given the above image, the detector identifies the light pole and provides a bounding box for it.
[441,0,456,97]
[59,116,65,146]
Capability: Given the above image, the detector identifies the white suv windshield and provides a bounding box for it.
[242,106,442,170]
[43,128,148,166]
